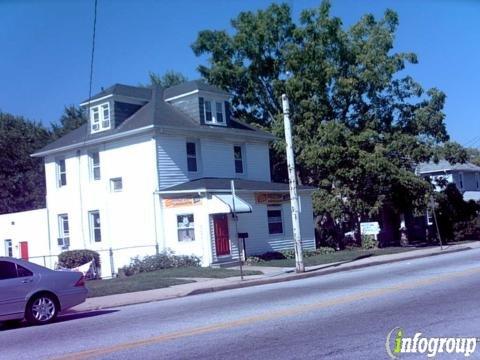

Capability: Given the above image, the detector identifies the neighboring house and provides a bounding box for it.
[0,81,315,275]
[417,160,480,202]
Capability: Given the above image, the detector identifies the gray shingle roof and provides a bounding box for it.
[163,80,228,99]
[417,160,480,174]
[81,84,152,104]
[33,84,273,156]
[158,178,315,193]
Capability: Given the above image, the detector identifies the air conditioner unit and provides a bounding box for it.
[57,237,70,249]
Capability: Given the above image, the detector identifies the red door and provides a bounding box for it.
[19,241,29,260]
[213,214,230,256]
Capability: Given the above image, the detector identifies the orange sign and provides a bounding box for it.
[163,198,201,208]
[255,193,290,204]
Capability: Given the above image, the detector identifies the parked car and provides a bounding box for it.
[0,257,88,325]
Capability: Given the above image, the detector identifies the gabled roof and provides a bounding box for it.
[81,84,152,104]
[417,160,480,174]
[158,178,315,193]
[33,85,274,157]
[164,80,228,100]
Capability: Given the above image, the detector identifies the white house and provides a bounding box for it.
[417,160,480,201]
[1,81,315,276]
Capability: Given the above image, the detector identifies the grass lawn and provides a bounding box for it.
[253,247,418,268]
[86,267,262,298]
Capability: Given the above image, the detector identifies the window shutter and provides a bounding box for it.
[199,97,205,124]
[224,101,231,126]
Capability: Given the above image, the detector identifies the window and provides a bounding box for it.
[90,102,111,133]
[203,99,225,125]
[56,158,67,187]
[0,261,17,280]
[267,208,283,235]
[88,151,101,181]
[4,239,12,257]
[177,214,195,242]
[204,100,212,122]
[17,264,33,278]
[234,145,244,174]
[476,173,479,190]
[57,214,70,248]
[186,142,198,172]
[89,210,102,242]
[110,177,123,192]
[459,172,464,189]
[216,102,224,123]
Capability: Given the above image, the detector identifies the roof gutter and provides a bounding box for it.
[155,188,315,195]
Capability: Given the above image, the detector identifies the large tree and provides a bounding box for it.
[0,113,51,214]
[192,2,464,234]
[148,70,188,88]
[51,105,87,139]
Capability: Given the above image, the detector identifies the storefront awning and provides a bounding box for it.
[210,194,252,214]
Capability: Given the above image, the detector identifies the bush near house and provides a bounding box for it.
[246,247,336,264]
[361,235,378,249]
[58,250,101,278]
[121,250,201,276]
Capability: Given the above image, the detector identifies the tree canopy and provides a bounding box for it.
[148,70,188,88]
[192,1,464,220]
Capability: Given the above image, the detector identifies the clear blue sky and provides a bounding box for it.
[1,0,479,146]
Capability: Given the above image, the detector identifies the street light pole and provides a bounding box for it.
[282,94,305,273]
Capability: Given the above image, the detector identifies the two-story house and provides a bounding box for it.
[25,80,315,275]
[417,160,480,202]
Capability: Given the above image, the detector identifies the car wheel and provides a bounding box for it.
[25,294,58,325]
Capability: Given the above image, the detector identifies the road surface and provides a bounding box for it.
[1,247,480,360]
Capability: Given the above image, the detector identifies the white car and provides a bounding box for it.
[0,257,88,325]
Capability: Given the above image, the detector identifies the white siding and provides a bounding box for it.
[45,133,159,274]
[157,134,189,189]
[0,209,51,267]
[246,142,271,181]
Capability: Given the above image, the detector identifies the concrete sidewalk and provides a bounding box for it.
[72,241,480,312]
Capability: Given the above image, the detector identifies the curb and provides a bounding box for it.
[187,246,472,296]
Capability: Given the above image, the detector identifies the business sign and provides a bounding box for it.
[163,198,201,208]
[255,192,290,204]
[360,222,381,235]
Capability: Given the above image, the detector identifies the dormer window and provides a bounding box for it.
[90,102,111,133]
[203,99,225,126]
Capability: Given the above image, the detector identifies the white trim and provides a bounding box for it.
[156,188,314,195]
[164,89,199,102]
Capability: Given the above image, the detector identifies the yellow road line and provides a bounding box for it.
[51,266,480,360]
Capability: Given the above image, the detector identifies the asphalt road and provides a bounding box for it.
[1,248,480,360]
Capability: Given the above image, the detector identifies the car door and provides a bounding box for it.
[0,260,35,317]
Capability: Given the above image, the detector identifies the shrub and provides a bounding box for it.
[279,250,296,259]
[121,250,201,276]
[314,247,336,255]
[58,249,101,270]
[245,256,264,265]
[361,234,378,249]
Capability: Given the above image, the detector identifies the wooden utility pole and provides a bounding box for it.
[282,94,305,273]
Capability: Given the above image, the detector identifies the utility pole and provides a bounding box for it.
[282,94,305,273]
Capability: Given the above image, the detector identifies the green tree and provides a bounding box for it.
[51,105,87,139]
[192,1,462,241]
[0,112,51,214]
[148,70,188,88]
[467,147,480,166]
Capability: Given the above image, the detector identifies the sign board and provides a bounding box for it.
[255,192,290,205]
[163,198,201,208]
[238,232,249,239]
[360,222,380,235]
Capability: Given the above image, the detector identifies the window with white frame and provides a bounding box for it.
[56,158,67,187]
[90,102,111,133]
[90,151,101,181]
[57,214,70,248]
[234,145,244,174]
[458,172,464,189]
[4,239,12,257]
[476,172,479,190]
[203,99,225,125]
[267,208,283,235]
[186,142,198,172]
[110,177,123,192]
[89,210,102,242]
[177,214,195,242]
